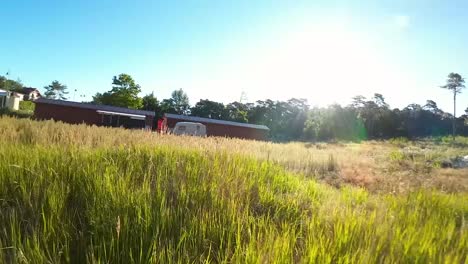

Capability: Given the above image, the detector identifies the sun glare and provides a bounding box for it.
[235,23,394,105]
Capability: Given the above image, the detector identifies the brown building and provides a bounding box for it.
[162,113,270,140]
[34,98,155,129]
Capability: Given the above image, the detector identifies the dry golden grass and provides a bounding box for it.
[1,116,467,262]
[1,116,467,193]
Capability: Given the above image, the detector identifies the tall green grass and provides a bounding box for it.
[0,117,467,263]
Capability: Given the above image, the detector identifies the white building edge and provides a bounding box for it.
[0,89,23,111]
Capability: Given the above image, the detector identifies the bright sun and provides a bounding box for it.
[234,23,400,105]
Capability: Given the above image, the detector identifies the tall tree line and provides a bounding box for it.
[89,73,468,141]
[3,72,467,141]
[186,95,468,141]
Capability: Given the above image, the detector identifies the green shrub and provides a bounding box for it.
[389,150,405,162]
[19,100,35,112]
[389,137,409,146]
[0,108,33,119]
[436,135,468,147]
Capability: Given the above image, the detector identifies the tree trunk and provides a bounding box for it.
[453,92,456,139]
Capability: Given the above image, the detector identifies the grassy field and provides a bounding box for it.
[0,117,467,263]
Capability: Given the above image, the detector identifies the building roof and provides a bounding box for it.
[96,110,146,120]
[21,87,41,95]
[35,98,156,116]
[12,92,24,98]
[164,113,270,130]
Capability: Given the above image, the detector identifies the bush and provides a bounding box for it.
[389,137,409,146]
[437,135,468,147]
[19,100,35,112]
[0,108,33,119]
[389,150,405,162]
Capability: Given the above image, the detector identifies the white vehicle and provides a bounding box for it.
[173,122,207,137]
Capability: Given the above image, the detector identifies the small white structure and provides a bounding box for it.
[0,89,22,111]
[173,122,207,137]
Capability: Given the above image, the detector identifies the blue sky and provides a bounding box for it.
[1,0,468,115]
